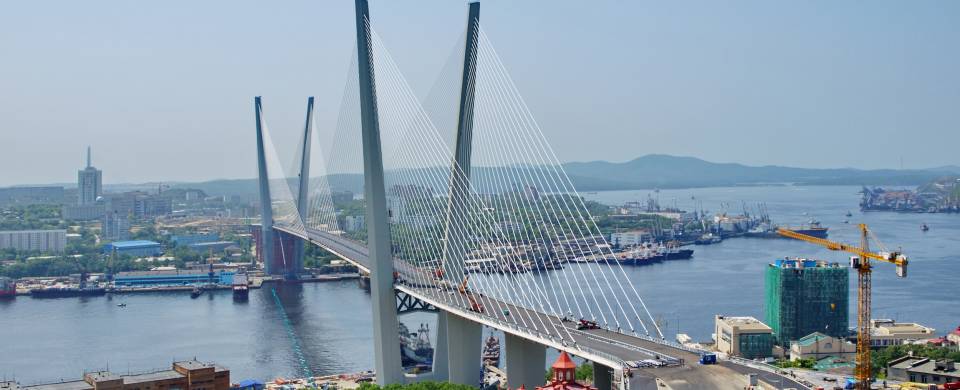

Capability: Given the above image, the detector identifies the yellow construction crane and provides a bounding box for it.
[777,223,908,390]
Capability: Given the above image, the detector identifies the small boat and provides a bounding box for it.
[190,286,203,299]
[117,303,126,307]
[921,223,929,232]
[233,274,249,301]
[845,211,853,217]
[843,220,849,224]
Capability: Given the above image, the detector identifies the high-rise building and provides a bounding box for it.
[765,258,849,346]
[102,211,131,241]
[0,230,67,252]
[78,146,102,205]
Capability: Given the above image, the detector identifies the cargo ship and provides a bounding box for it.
[30,285,106,298]
[400,323,433,368]
[616,244,660,266]
[746,220,829,239]
[659,241,694,260]
[0,277,15,298]
[785,221,829,239]
[617,242,693,265]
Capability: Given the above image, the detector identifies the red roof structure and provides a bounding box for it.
[535,352,597,390]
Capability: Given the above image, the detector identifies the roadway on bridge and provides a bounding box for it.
[292,226,807,389]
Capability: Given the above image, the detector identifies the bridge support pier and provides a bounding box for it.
[431,312,449,382]
[505,333,546,390]
[446,314,482,386]
[592,362,613,390]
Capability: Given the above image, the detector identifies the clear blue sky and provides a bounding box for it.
[1,1,957,186]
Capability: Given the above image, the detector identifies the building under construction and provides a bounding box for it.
[765,258,849,346]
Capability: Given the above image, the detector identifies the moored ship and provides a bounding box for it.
[787,221,829,239]
[400,323,434,368]
[233,274,249,300]
[30,285,106,298]
[0,277,15,298]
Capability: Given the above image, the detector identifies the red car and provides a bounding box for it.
[577,319,600,330]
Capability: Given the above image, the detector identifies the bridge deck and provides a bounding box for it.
[286,226,807,389]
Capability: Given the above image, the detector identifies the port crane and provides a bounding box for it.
[777,224,907,390]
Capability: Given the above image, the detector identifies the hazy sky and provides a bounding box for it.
[1,1,957,186]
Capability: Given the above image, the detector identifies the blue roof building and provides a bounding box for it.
[103,240,162,257]
[113,269,234,286]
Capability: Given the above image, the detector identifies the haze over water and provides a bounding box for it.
[2,185,956,382]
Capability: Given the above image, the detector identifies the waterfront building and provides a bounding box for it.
[0,230,67,252]
[887,357,960,385]
[78,146,102,206]
[535,351,597,390]
[714,315,774,359]
[102,240,162,257]
[9,360,228,390]
[765,258,849,346]
[609,230,652,248]
[0,186,64,206]
[788,332,856,361]
[102,211,131,241]
[113,269,235,286]
[870,319,937,347]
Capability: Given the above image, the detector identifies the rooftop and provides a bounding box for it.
[122,370,183,384]
[795,332,832,347]
[871,319,936,336]
[83,372,121,382]
[115,269,228,278]
[771,258,843,269]
[890,357,960,377]
[107,240,161,248]
[176,360,212,370]
[716,315,773,332]
[21,381,92,390]
[0,229,67,234]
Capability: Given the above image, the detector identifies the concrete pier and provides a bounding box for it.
[431,312,450,382]
[505,333,546,390]
[593,362,613,390]
[446,314,482,386]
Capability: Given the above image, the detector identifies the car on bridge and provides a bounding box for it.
[576,319,600,330]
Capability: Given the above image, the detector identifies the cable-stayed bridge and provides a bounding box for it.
[252,1,805,389]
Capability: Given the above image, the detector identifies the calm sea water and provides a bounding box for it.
[1,185,957,382]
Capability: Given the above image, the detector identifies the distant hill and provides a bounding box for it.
[562,154,956,190]
[167,154,958,196]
